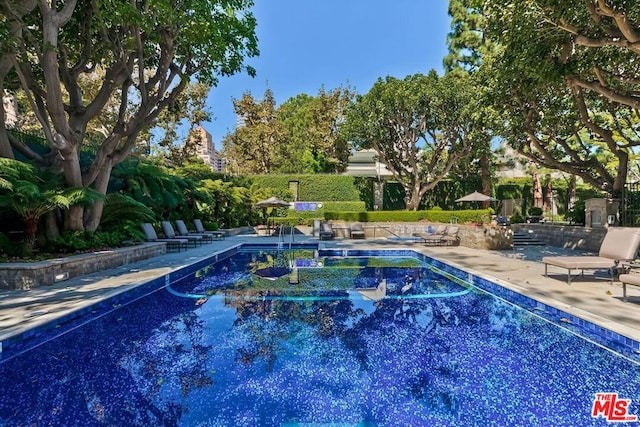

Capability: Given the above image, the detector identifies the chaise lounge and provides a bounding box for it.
[542,227,640,285]
[174,219,214,243]
[618,272,640,302]
[141,223,188,252]
[161,221,203,247]
[412,225,448,245]
[193,219,225,240]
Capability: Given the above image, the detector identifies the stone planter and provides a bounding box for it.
[0,242,166,290]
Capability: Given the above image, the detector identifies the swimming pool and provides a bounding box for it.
[1,248,639,426]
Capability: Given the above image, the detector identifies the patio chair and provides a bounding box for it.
[193,219,225,240]
[161,221,203,247]
[441,226,460,246]
[174,220,214,243]
[319,222,334,240]
[140,223,188,252]
[542,227,640,285]
[350,222,366,239]
[618,272,640,302]
[412,224,447,245]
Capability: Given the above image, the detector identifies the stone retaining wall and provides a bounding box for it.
[0,242,166,290]
[326,221,513,250]
[512,224,607,252]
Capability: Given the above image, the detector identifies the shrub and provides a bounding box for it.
[44,231,128,254]
[528,206,543,216]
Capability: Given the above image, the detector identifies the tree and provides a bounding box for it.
[275,86,354,173]
[481,0,640,197]
[0,0,258,233]
[344,72,478,210]
[444,0,496,204]
[153,82,213,167]
[222,89,285,174]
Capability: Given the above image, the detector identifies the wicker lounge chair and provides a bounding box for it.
[542,227,640,284]
[141,223,188,252]
[161,221,203,247]
[174,220,214,243]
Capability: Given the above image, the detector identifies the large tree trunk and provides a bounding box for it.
[84,160,113,231]
[405,182,423,211]
[480,152,491,209]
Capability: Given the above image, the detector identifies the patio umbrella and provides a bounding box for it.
[254,197,291,233]
[455,191,496,203]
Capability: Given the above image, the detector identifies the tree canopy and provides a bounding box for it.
[0,0,258,232]
[344,71,480,210]
[481,0,640,196]
[222,86,354,174]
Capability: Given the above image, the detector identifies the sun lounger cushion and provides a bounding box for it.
[140,223,188,252]
[175,220,214,243]
[619,273,640,302]
[542,227,640,284]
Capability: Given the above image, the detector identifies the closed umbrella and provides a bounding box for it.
[533,172,543,208]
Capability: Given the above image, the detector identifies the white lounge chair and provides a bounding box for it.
[542,227,640,284]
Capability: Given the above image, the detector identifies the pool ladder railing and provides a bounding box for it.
[277,224,295,249]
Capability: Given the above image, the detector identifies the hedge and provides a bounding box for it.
[249,174,360,201]
[324,209,493,224]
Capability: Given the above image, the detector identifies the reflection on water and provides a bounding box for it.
[0,252,638,426]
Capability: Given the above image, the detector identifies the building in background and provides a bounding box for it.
[191,126,225,172]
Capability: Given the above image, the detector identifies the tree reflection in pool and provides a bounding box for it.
[0,250,639,426]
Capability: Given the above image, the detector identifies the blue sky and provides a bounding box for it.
[204,0,451,147]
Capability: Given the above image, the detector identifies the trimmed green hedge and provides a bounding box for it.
[283,201,366,225]
[325,209,493,224]
[249,174,360,201]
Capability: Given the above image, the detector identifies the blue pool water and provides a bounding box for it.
[1,249,639,426]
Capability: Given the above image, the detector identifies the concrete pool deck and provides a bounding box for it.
[1,233,640,352]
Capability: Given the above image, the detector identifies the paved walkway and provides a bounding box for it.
[2,234,640,350]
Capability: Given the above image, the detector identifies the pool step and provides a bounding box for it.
[513,231,546,246]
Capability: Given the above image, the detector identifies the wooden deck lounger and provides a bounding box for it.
[542,227,640,284]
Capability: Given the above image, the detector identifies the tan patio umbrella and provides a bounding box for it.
[254,197,291,233]
[455,191,496,203]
